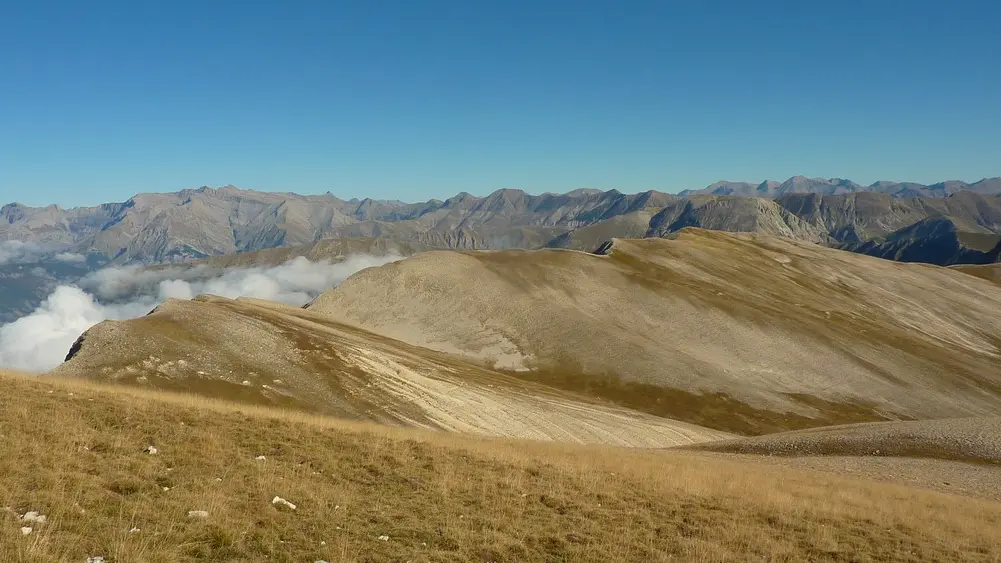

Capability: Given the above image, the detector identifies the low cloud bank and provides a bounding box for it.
[0,240,85,266]
[0,241,50,265]
[0,254,400,372]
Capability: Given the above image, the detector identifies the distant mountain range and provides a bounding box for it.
[679,176,1001,199]
[1,176,999,267]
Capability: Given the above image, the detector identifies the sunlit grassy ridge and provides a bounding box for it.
[2,370,1001,562]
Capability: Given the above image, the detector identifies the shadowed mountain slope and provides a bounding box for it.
[838,217,1001,266]
[52,295,729,447]
[308,229,1001,434]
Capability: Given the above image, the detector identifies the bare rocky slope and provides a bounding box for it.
[838,216,1001,266]
[308,229,1001,434]
[52,295,729,447]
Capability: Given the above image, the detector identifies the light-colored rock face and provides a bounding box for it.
[308,229,1001,428]
[53,295,731,447]
[647,197,830,243]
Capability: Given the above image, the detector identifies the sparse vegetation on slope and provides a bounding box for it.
[3,371,1001,562]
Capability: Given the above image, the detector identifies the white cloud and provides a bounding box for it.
[0,253,402,372]
[0,241,44,265]
[0,240,82,265]
[0,287,153,372]
[53,252,86,263]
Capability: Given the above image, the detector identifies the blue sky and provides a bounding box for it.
[1,1,998,207]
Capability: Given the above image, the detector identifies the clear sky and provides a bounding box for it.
[1,1,999,207]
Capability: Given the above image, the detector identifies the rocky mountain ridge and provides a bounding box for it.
[2,177,1000,265]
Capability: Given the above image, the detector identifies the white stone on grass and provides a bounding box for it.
[144,445,158,455]
[255,455,266,461]
[377,535,389,541]
[20,526,32,535]
[187,510,209,520]
[272,496,296,511]
[20,511,46,523]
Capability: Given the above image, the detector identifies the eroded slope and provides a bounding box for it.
[53,296,728,447]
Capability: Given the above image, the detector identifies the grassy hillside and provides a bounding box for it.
[2,370,1001,562]
[308,229,1001,431]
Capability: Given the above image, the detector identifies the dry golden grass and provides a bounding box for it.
[953,263,1001,285]
[2,371,1001,562]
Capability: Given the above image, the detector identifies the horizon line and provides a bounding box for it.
[4,174,1000,210]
